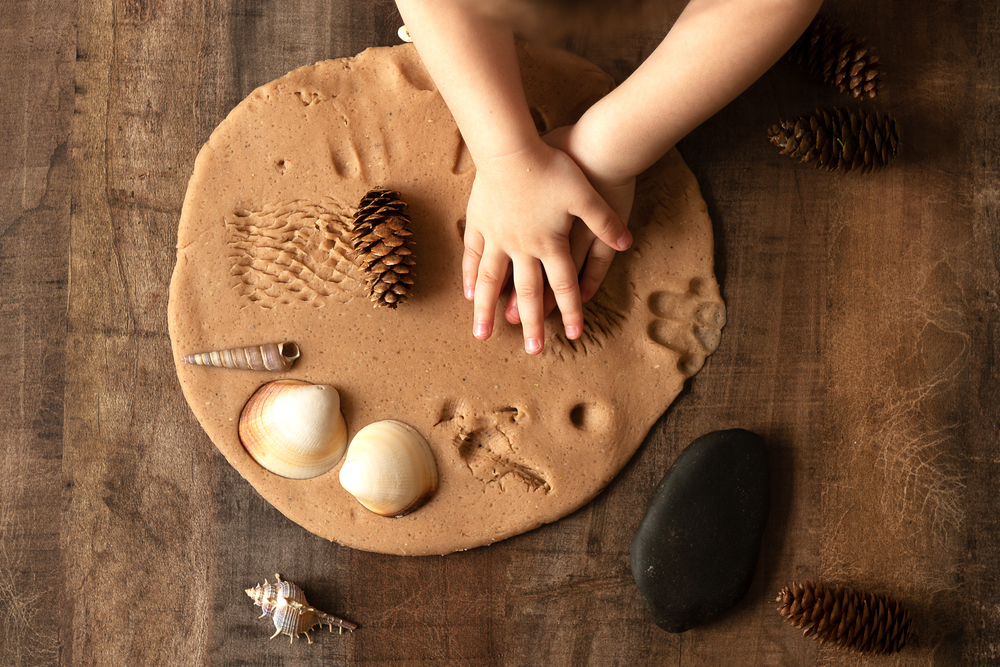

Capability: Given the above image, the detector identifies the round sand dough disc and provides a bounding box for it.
[168,44,726,555]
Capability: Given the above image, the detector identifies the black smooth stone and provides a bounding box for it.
[631,428,769,633]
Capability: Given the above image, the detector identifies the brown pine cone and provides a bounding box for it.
[776,581,912,655]
[767,107,899,174]
[350,188,416,308]
[789,16,884,99]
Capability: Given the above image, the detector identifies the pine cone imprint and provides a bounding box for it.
[350,188,416,308]
[789,16,884,99]
[776,581,912,655]
[767,107,899,174]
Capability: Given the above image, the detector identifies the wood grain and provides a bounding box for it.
[1,1,74,665]
[1,0,998,664]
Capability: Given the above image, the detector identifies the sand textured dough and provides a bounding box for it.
[167,44,726,555]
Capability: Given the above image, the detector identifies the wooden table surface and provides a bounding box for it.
[3,0,998,664]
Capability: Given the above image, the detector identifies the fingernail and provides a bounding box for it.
[465,285,475,300]
[525,337,541,354]
[474,322,490,339]
[616,230,633,250]
[565,325,580,340]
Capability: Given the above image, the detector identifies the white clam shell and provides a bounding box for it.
[339,420,438,517]
[239,380,347,479]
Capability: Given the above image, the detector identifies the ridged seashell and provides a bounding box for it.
[246,573,357,643]
[239,380,347,479]
[182,342,300,371]
[339,420,438,517]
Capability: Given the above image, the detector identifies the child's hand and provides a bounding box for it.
[463,138,632,354]
[398,0,824,353]
[503,126,637,326]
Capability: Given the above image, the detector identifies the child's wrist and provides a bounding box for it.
[472,133,550,175]
[562,126,637,186]
[568,100,655,184]
[472,129,546,165]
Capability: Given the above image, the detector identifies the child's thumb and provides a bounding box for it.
[576,194,632,251]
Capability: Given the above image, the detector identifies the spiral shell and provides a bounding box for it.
[246,573,357,643]
[182,342,300,371]
[239,380,347,479]
[339,420,438,517]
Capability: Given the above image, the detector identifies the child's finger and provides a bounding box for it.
[462,233,485,301]
[505,291,520,324]
[472,250,509,341]
[578,240,617,303]
[572,192,632,252]
[504,283,557,324]
[505,221,589,325]
[511,258,545,355]
[542,254,584,340]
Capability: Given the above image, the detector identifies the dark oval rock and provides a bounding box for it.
[631,428,769,633]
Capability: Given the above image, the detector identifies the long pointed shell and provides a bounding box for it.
[239,380,347,479]
[245,573,357,644]
[182,342,300,371]
[339,420,438,517]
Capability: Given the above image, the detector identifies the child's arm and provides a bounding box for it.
[395,0,632,355]
[564,0,826,191]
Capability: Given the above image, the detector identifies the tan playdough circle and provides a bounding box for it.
[168,43,726,555]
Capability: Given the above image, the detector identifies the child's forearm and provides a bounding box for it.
[568,0,825,182]
[395,0,540,162]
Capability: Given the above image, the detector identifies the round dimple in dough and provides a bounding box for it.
[167,43,726,556]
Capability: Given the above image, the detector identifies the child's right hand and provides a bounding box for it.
[462,137,632,354]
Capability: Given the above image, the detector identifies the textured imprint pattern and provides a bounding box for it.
[646,277,727,377]
[546,299,628,361]
[226,199,364,308]
[435,400,550,493]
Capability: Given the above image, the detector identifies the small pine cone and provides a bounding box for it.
[350,188,416,308]
[776,581,912,655]
[789,16,884,99]
[767,107,899,174]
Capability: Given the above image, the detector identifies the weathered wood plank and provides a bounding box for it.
[63,0,217,664]
[960,2,1000,665]
[0,1,75,665]
[813,3,994,664]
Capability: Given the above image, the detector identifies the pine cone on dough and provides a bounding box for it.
[788,15,884,99]
[776,581,912,655]
[767,107,899,174]
[350,188,416,308]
